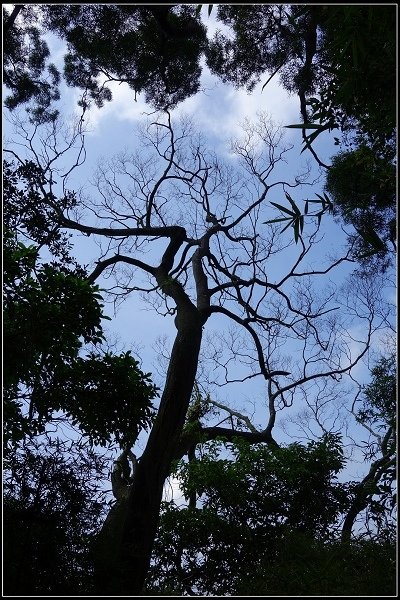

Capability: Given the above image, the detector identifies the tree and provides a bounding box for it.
[5,5,395,267]
[206,5,396,264]
[4,159,158,452]
[3,434,109,595]
[342,352,396,542]
[206,5,396,154]
[148,434,348,595]
[5,103,386,594]
[4,6,395,590]
[42,4,207,110]
[3,5,61,122]
[147,435,396,596]
[325,146,396,269]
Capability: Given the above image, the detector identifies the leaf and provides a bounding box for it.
[285,192,301,215]
[208,4,213,17]
[359,228,386,249]
[300,129,323,154]
[263,217,292,224]
[293,220,299,244]
[280,219,295,234]
[304,201,309,215]
[270,201,295,216]
[285,123,325,130]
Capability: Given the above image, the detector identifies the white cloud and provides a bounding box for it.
[82,62,299,144]
[81,79,150,134]
[175,66,299,142]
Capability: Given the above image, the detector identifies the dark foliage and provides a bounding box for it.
[42,5,207,110]
[148,435,353,595]
[325,146,396,266]
[4,161,158,447]
[3,436,108,596]
[148,435,396,595]
[3,5,60,122]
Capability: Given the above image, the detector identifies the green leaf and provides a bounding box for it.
[300,129,323,154]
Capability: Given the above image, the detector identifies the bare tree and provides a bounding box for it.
[6,110,384,594]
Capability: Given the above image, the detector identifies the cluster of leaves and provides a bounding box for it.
[325,146,396,266]
[355,353,396,537]
[264,190,333,243]
[4,230,158,447]
[3,5,61,122]
[50,352,158,447]
[206,5,396,267]
[359,354,396,436]
[314,6,396,154]
[4,161,158,449]
[3,435,108,596]
[3,229,105,442]
[148,434,396,595]
[148,435,353,595]
[4,160,77,262]
[41,5,207,110]
[236,534,396,596]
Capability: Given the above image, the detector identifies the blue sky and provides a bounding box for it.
[4,7,395,491]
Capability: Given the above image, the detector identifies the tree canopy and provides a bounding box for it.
[148,434,395,596]
[2,3,396,596]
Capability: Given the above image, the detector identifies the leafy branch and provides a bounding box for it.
[264,191,333,243]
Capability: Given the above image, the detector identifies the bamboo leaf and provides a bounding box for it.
[359,228,386,249]
[293,220,299,243]
[270,201,295,216]
[280,219,296,234]
[264,217,292,224]
[285,192,301,215]
[285,123,325,130]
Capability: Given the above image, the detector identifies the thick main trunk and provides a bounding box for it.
[94,306,203,595]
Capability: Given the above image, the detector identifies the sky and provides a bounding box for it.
[4,6,395,495]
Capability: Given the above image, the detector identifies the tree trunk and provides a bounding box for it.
[94,304,204,595]
[341,449,395,542]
